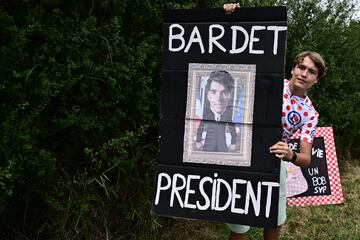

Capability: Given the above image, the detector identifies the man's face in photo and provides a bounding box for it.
[207,80,231,114]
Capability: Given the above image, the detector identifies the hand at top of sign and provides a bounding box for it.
[223,3,240,14]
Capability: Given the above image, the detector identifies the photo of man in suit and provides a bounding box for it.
[195,70,237,152]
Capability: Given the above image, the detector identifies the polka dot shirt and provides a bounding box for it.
[282,79,318,144]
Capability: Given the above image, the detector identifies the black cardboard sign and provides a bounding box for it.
[288,138,331,198]
[152,7,287,228]
[286,127,344,206]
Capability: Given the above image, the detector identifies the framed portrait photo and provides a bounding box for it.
[183,63,256,166]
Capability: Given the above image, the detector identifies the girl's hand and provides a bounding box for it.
[269,141,293,161]
[223,3,240,14]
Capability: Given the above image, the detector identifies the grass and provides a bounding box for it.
[156,157,360,239]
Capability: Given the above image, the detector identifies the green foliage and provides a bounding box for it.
[0,0,163,238]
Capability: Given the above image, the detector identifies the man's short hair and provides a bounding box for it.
[205,70,234,94]
[292,51,326,79]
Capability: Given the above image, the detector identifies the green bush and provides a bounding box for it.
[0,0,163,238]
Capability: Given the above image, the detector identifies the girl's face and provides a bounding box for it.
[290,56,319,92]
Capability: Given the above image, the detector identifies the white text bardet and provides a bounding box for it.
[168,24,287,55]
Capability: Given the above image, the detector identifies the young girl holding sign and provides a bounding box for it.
[224,3,326,240]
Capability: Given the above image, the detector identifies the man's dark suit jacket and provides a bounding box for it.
[196,107,237,152]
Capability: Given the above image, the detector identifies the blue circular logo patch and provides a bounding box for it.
[310,130,316,138]
[287,111,302,126]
